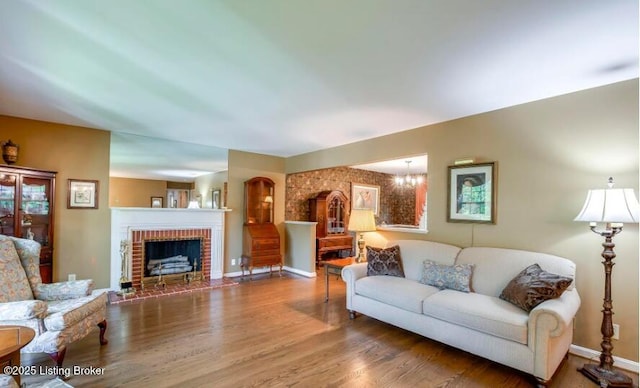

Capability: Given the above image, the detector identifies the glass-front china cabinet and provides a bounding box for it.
[0,166,56,282]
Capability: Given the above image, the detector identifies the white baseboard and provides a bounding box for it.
[570,344,639,373]
[282,266,316,278]
[224,266,317,278]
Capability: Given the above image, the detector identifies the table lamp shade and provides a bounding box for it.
[348,208,376,232]
[574,188,639,223]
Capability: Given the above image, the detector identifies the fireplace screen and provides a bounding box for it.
[144,238,202,278]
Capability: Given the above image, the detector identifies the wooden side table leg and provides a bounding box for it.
[324,264,330,302]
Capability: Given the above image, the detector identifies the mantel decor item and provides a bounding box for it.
[2,139,19,165]
[574,177,638,388]
[150,196,163,208]
[212,189,221,209]
[447,162,497,224]
[67,179,99,209]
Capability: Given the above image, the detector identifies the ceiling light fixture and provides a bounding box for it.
[395,161,424,187]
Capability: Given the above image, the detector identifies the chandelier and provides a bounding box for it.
[395,161,424,186]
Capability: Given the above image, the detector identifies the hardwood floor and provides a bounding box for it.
[22,272,638,388]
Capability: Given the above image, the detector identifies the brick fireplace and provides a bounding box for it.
[110,208,228,290]
[131,228,211,290]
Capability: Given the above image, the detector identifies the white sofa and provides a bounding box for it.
[341,240,581,386]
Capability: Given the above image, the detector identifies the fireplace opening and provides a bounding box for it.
[143,238,203,287]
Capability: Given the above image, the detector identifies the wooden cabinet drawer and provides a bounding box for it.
[251,249,280,257]
[252,256,281,266]
[252,238,279,250]
[318,237,352,248]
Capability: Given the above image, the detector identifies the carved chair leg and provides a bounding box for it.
[98,319,108,345]
[49,347,68,379]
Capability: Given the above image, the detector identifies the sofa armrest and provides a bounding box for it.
[528,288,581,343]
[341,263,368,310]
[36,279,95,301]
[0,300,47,320]
[341,263,367,283]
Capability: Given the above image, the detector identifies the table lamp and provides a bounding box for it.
[574,177,639,387]
[348,208,376,262]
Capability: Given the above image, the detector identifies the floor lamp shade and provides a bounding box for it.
[574,188,639,223]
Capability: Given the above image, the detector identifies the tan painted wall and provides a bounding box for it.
[285,80,639,361]
[109,177,167,207]
[0,115,111,287]
[226,150,286,273]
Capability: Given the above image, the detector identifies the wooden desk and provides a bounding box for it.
[0,325,35,386]
[324,257,356,302]
[316,236,353,266]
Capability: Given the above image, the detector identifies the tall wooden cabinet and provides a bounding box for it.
[0,166,56,283]
[241,177,282,278]
[309,190,353,265]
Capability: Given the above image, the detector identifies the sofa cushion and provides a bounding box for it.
[423,290,529,344]
[499,264,573,312]
[385,240,461,282]
[356,276,440,314]
[366,245,404,277]
[420,260,474,292]
[0,238,34,302]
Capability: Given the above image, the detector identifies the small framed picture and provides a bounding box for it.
[447,162,497,224]
[151,196,163,208]
[351,182,380,215]
[68,179,99,209]
[212,189,221,209]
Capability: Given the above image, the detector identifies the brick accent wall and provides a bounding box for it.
[285,167,416,225]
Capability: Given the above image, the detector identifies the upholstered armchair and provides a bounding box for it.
[0,235,107,372]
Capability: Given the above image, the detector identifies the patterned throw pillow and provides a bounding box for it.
[419,260,474,292]
[366,245,404,277]
[499,263,573,312]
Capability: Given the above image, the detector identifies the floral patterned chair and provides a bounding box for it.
[0,235,107,374]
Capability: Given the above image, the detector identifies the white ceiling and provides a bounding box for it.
[0,1,637,180]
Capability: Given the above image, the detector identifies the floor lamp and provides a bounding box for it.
[348,208,377,262]
[574,178,639,387]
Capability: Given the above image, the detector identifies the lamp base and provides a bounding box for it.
[356,233,366,263]
[579,364,632,387]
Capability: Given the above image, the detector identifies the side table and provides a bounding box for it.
[0,325,35,386]
[324,257,356,302]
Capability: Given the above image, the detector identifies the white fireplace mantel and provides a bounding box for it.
[110,207,230,290]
